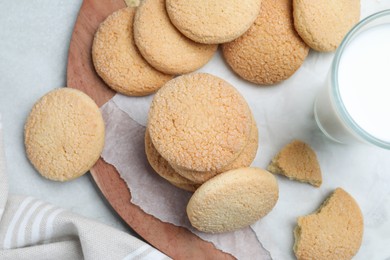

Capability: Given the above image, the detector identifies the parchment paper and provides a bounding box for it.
[101,1,390,259]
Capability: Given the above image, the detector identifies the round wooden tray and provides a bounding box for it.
[66,0,232,259]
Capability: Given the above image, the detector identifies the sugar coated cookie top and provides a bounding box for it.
[148,73,252,172]
[24,88,105,181]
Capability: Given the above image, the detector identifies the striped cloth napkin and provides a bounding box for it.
[0,117,170,260]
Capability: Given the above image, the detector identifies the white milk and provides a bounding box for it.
[315,24,390,144]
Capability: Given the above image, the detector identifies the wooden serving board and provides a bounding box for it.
[66,0,232,259]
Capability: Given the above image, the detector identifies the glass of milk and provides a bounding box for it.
[314,10,390,149]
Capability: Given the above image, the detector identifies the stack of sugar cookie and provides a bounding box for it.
[145,73,280,234]
[145,73,259,191]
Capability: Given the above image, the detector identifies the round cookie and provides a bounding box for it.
[148,73,252,172]
[222,0,309,85]
[145,129,198,187]
[293,0,360,52]
[173,118,259,184]
[187,167,279,233]
[92,7,173,96]
[294,188,363,259]
[24,88,105,181]
[133,0,218,75]
[165,0,262,44]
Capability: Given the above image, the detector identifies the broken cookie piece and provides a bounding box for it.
[267,140,322,187]
[294,188,363,260]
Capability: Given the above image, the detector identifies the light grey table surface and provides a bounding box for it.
[0,0,129,233]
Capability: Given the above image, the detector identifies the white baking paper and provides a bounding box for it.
[101,1,390,259]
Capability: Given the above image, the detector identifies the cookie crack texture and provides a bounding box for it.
[222,0,309,85]
[292,0,360,52]
[171,119,258,183]
[24,88,105,181]
[148,73,252,172]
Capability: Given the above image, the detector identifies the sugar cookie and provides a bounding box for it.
[148,73,252,172]
[92,7,173,96]
[187,167,279,233]
[166,0,262,44]
[133,0,217,75]
[24,88,105,181]
[294,188,363,259]
[267,140,322,187]
[222,0,309,85]
[293,0,360,52]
